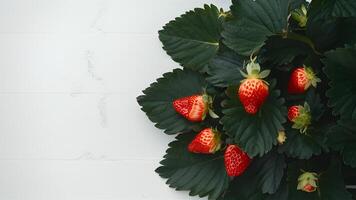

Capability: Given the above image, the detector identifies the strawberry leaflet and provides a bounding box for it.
[159,4,224,72]
[326,120,356,168]
[278,127,326,159]
[218,150,286,199]
[323,45,356,120]
[207,50,245,87]
[138,1,356,199]
[137,69,207,134]
[287,160,352,200]
[156,132,229,200]
[222,0,304,56]
[221,80,287,157]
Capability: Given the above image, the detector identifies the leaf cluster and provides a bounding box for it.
[137,0,356,199]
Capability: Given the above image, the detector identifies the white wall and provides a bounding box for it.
[0,0,230,199]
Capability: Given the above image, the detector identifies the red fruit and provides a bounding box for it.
[288,103,311,133]
[238,57,270,114]
[303,184,317,193]
[288,67,321,94]
[224,145,251,177]
[173,94,218,122]
[173,95,207,122]
[239,79,269,114]
[188,128,221,154]
[288,105,300,122]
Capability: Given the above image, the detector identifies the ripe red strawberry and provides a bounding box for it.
[188,128,221,154]
[238,57,270,114]
[224,144,251,177]
[303,184,317,193]
[288,103,311,133]
[173,94,218,122]
[288,66,321,94]
[287,106,300,122]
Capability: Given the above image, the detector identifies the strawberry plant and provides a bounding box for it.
[137,0,356,199]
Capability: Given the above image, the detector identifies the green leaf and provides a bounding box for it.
[253,150,287,194]
[337,17,356,46]
[207,50,245,87]
[261,36,312,66]
[222,0,302,56]
[156,132,229,200]
[307,0,356,51]
[286,163,319,200]
[218,151,286,199]
[318,160,353,200]
[278,99,330,159]
[159,4,223,72]
[326,120,356,168]
[308,0,356,19]
[286,160,352,200]
[278,127,327,159]
[305,89,325,121]
[323,45,356,120]
[137,68,207,134]
[306,18,339,52]
[265,181,289,200]
[221,80,287,157]
[218,174,264,200]
[290,0,307,11]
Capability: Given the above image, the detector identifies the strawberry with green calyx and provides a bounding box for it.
[173,93,219,122]
[291,4,308,28]
[188,128,221,154]
[224,144,251,177]
[288,66,321,94]
[288,102,312,133]
[297,171,318,193]
[238,57,270,115]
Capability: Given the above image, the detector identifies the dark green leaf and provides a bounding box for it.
[278,127,327,159]
[266,181,289,200]
[156,132,229,200]
[137,68,207,134]
[323,45,356,120]
[218,151,286,199]
[326,120,356,168]
[222,0,302,56]
[217,165,264,200]
[286,160,352,200]
[159,4,223,72]
[318,160,353,200]
[337,18,356,46]
[306,18,338,52]
[290,0,307,10]
[261,36,312,66]
[221,80,287,157]
[286,163,319,200]
[207,50,245,87]
[307,0,356,52]
[306,89,325,121]
[308,0,356,19]
[253,150,287,194]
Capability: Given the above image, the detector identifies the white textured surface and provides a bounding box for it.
[0,0,230,199]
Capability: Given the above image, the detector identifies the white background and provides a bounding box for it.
[0,0,230,199]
